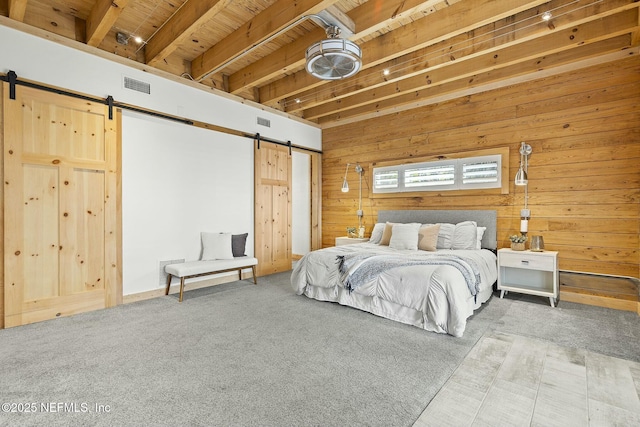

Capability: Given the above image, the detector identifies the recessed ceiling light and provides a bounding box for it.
[295,98,301,104]
[134,36,143,44]
[541,11,552,21]
[383,69,390,76]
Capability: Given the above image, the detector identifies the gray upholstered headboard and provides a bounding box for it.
[377,210,497,250]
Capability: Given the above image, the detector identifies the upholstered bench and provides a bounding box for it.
[164,257,258,302]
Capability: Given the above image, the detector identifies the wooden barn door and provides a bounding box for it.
[254,140,291,276]
[2,84,120,327]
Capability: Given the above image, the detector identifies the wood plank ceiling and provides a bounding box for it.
[3,0,639,128]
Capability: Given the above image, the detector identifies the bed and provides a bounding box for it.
[291,210,498,337]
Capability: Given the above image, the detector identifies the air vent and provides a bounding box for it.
[123,76,151,94]
[257,117,271,128]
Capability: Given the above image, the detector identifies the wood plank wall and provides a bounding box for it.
[0,82,3,328]
[322,56,640,280]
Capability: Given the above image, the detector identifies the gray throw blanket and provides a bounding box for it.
[336,252,482,296]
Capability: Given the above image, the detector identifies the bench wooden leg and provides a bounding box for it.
[179,277,186,302]
[165,274,172,296]
[238,268,242,281]
[251,266,257,284]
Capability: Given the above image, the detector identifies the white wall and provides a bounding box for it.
[0,22,322,295]
[0,22,321,150]
[292,151,311,256]
[122,111,254,295]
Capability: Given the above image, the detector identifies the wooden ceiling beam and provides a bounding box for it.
[227,0,443,94]
[86,0,130,47]
[145,0,231,67]
[292,0,638,115]
[228,29,324,94]
[8,0,28,21]
[259,0,550,107]
[316,35,635,126]
[306,12,637,120]
[190,0,341,81]
[351,0,443,38]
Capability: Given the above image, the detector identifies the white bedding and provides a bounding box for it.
[291,243,497,337]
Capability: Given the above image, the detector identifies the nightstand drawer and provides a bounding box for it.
[500,253,555,271]
[497,248,559,307]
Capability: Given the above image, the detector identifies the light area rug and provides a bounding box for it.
[0,271,638,427]
[416,331,640,427]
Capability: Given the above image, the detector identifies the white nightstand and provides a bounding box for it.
[497,248,559,307]
[335,236,369,246]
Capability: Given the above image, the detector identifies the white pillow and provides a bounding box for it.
[389,223,421,250]
[452,221,478,250]
[436,223,455,249]
[369,223,385,244]
[201,232,234,260]
[476,227,487,250]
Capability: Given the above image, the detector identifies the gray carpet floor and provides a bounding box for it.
[0,271,638,427]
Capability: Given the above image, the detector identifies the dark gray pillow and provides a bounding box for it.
[231,233,248,257]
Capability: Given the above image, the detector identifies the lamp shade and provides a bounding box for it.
[515,142,531,186]
[514,166,528,186]
[341,178,349,192]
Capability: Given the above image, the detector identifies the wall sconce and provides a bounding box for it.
[341,163,364,233]
[515,142,532,234]
[515,141,532,186]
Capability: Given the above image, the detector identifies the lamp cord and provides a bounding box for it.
[358,168,362,229]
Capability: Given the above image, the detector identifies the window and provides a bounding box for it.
[373,154,502,194]
[406,163,455,187]
[461,157,500,188]
[373,169,398,189]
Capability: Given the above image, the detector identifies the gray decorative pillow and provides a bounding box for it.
[232,233,248,257]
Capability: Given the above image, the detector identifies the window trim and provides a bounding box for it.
[370,147,509,197]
